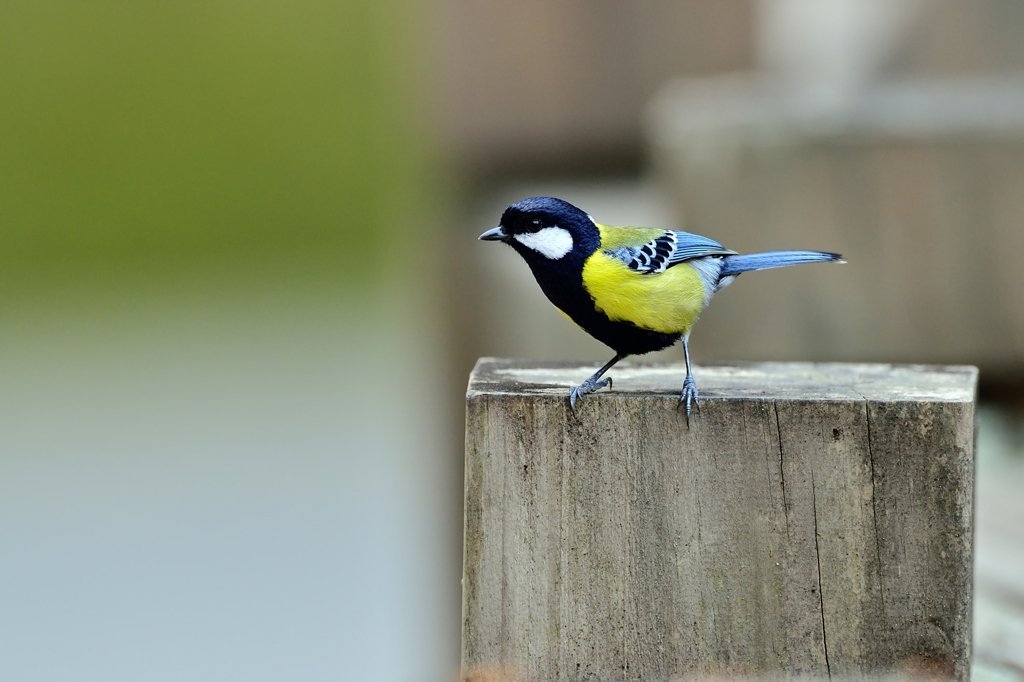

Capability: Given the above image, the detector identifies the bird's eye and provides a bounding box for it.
[531,219,542,229]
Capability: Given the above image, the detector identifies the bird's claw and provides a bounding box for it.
[678,375,699,425]
[569,376,612,416]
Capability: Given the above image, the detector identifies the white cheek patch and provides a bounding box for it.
[513,226,573,260]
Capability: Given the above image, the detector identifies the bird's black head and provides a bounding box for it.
[478,197,600,265]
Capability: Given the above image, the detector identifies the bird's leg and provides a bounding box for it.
[569,353,622,415]
[678,336,699,424]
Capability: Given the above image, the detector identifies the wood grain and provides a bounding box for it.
[463,360,976,680]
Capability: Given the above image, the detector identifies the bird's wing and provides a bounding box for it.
[600,226,735,274]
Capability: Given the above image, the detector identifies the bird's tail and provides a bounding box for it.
[719,250,844,277]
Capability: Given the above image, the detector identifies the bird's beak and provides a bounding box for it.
[478,226,507,242]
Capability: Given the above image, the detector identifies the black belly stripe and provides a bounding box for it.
[527,257,681,356]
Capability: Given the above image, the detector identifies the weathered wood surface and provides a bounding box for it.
[463,360,977,681]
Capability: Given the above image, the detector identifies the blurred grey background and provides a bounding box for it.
[3,1,1024,680]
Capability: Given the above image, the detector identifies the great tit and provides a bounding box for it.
[479,196,844,418]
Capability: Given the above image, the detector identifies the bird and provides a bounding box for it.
[479,196,844,419]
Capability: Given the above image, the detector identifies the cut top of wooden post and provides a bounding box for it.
[468,359,977,404]
[463,359,978,681]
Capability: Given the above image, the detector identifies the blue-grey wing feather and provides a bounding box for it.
[666,231,735,264]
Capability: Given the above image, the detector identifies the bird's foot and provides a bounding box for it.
[569,376,613,416]
[678,375,699,425]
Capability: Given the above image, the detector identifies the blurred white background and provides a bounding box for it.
[0,292,454,680]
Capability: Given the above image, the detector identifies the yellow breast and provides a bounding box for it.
[581,252,708,335]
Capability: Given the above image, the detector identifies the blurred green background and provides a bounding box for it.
[3,1,1024,680]
[0,0,430,303]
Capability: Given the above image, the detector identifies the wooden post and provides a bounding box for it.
[462,360,977,681]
